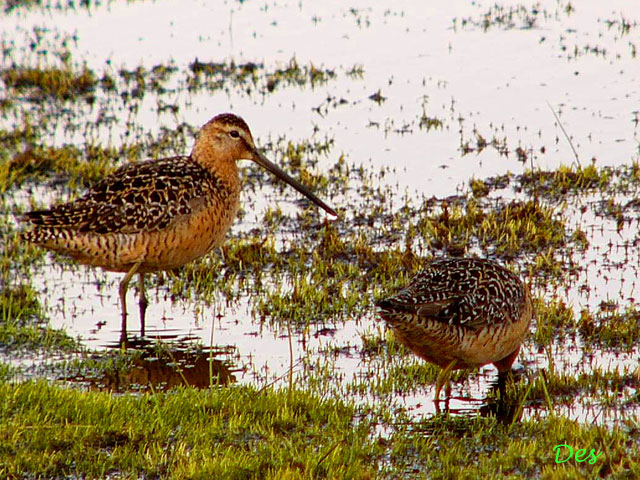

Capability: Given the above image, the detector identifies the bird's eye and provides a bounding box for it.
[229,130,240,138]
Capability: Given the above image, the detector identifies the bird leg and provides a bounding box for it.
[119,262,142,347]
[493,345,521,372]
[138,272,147,337]
[434,359,458,404]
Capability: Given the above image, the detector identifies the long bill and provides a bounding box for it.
[252,150,337,217]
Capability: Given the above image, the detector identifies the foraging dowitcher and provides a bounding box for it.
[376,257,533,401]
[21,113,336,345]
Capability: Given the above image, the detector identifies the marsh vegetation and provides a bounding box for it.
[1,0,639,477]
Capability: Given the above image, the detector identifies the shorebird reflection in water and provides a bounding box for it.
[376,257,533,403]
[21,113,337,345]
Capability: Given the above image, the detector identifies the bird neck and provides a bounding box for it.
[191,144,240,187]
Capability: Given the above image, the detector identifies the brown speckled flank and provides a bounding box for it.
[377,257,533,400]
[21,113,337,345]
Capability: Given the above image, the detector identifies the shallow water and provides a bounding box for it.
[2,0,639,423]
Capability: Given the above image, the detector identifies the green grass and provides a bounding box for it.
[1,65,97,101]
[578,305,640,350]
[0,380,376,479]
[0,284,77,353]
[387,414,638,478]
[1,379,637,478]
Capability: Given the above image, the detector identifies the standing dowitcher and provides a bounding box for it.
[376,257,533,402]
[21,113,337,345]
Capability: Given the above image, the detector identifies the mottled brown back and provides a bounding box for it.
[377,258,530,330]
[21,156,232,242]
